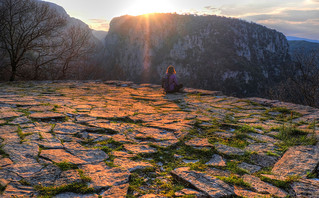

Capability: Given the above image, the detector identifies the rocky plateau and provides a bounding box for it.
[0,81,318,197]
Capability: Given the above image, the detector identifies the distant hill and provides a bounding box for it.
[286,36,319,43]
[92,30,108,41]
[104,13,291,97]
[288,40,319,55]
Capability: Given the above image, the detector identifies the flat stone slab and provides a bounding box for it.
[29,112,65,120]
[87,121,134,134]
[185,138,213,147]
[7,162,43,178]
[80,163,130,190]
[272,145,319,178]
[234,188,271,198]
[214,131,235,138]
[238,162,262,174]
[2,182,38,197]
[215,144,245,156]
[245,143,280,155]
[206,168,231,177]
[134,127,177,141]
[29,105,54,111]
[9,116,32,124]
[248,133,279,143]
[250,153,278,168]
[175,188,206,197]
[111,151,136,158]
[205,154,227,166]
[114,158,153,172]
[89,110,134,119]
[171,167,235,198]
[123,144,157,154]
[100,183,129,198]
[55,193,99,198]
[242,174,288,197]
[64,142,108,164]
[291,179,319,198]
[54,122,86,135]
[40,149,87,164]
[3,143,39,163]
[26,164,61,186]
[0,111,23,119]
[0,158,13,167]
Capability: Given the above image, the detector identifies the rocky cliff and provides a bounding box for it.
[0,81,318,197]
[104,13,290,96]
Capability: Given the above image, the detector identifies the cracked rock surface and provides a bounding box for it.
[0,81,318,197]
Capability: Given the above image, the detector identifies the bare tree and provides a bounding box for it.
[0,0,66,81]
[58,26,96,80]
[268,49,319,107]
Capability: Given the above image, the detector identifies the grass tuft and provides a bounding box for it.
[34,182,94,197]
[54,161,78,171]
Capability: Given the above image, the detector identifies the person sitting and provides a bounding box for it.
[162,65,183,93]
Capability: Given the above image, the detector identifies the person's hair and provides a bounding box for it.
[166,65,176,74]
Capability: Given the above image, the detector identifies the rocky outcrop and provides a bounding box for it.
[104,13,290,96]
[0,81,318,197]
[171,167,235,197]
[272,146,319,178]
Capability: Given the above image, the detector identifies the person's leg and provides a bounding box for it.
[174,84,183,92]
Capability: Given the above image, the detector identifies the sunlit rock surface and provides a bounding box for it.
[0,80,318,197]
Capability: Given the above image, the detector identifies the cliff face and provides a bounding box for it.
[104,14,290,96]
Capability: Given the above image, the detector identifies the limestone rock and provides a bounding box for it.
[26,164,61,186]
[248,133,279,143]
[54,122,86,135]
[0,111,23,119]
[205,154,227,166]
[100,183,129,198]
[114,158,153,172]
[0,158,13,167]
[272,146,319,178]
[214,131,235,138]
[238,162,262,174]
[40,149,87,164]
[111,151,136,158]
[175,188,206,197]
[3,143,39,163]
[215,144,245,156]
[185,138,213,147]
[7,162,43,178]
[54,170,82,186]
[80,163,130,190]
[54,192,99,198]
[234,188,271,198]
[206,168,231,177]
[29,112,65,120]
[291,179,319,198]
[171,167,235,197]
[242,174,288,197]
[124,144,157,154]
[250,153,278,168]
[2,182,38,197]
[64,142,108,164]
[245,143,280,155]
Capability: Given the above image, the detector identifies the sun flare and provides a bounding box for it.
[122,0,177,16]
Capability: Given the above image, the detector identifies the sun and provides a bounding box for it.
[122,0,177,16]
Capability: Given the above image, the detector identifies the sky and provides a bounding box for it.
[44,0,319,40]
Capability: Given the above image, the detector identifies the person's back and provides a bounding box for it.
[163,65,183,93]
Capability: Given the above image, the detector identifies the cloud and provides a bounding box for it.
[88,19,109,31]
[243,9,319,40]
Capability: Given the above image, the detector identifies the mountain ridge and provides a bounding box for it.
[104,13,291,97]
